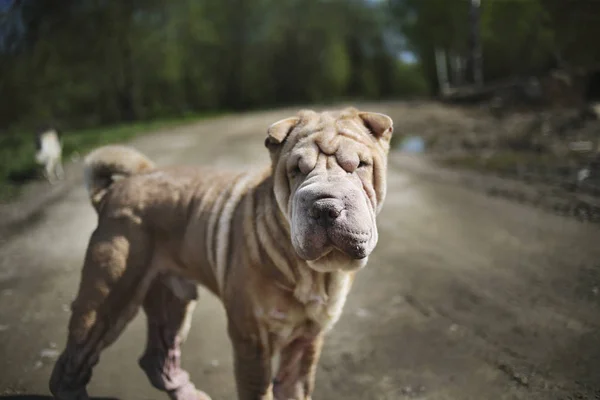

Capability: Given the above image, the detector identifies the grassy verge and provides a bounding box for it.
[0,112,224,201]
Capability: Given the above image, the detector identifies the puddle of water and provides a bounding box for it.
[398,136,425,154]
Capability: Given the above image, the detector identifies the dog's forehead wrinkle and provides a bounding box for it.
[296,110,329,133]
[326,156,337,169]
[337,118,373,142]
[316,141,337,156]
[313,125,339,154]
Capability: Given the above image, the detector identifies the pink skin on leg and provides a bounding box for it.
[272,335,322,400]
[139,276,211,400]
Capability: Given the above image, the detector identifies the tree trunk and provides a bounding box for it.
[469,0,483,87]
[435,47,450,94]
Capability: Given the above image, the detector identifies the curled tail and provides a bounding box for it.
[83,145,155,211]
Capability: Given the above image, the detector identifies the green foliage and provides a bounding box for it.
[541,0,600,69]
[389,0,586,91]
[389,0,470,89]
[308,37,351,101]
[0,111,223,200]
[1,0,594,132]
[0,0,425,133]
[393,62,430,97]
[480,0,555,81]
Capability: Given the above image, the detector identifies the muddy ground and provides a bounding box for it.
[1,102,599,400]
[392,100,600,222]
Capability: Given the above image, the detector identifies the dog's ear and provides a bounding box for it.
[265,117,300,150]
[358,112,393,143]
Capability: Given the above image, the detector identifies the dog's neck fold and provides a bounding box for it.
[248,174,351,310]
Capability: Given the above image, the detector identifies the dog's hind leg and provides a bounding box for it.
[55,158,65,180]
[139,274,211,400]
[43,160,53,183]
[49,217,157,400]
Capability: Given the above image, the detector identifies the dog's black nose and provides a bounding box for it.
[309,198,344,225]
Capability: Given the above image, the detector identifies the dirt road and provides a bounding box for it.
[1,103,600,400]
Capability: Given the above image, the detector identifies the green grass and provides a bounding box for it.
[0,112,224,201]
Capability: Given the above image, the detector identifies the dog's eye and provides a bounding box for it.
[358,160,371,169]
[290,165,303,176]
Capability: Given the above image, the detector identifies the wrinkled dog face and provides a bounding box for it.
[266,108,393,272]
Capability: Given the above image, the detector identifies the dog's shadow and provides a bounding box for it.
[0,396,119,400]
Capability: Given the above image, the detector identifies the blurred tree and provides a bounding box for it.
[389,0,469,92]
[0,0,428,132]
[4,0,599,133]
[389,0,556,92]
[480,0,554,81]
[541,0,600,70]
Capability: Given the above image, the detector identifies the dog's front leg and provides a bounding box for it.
[272,335,323,400]
[229,327,273,400]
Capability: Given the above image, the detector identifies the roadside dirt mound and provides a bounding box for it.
[390,101,600,224]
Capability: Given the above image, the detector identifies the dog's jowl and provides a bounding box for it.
[49,107,393,400]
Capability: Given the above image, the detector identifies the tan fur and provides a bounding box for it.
[49,108,393,400]
[83,145,156,210]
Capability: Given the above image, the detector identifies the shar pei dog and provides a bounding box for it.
[49,107,394,400]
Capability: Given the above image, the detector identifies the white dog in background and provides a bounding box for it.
[35,127,64,183]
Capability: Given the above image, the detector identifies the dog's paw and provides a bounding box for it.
[196,391,213,400]
[169,385,212,400]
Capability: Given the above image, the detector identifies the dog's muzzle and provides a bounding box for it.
[291,181,377,262]
[309,198,344,225]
